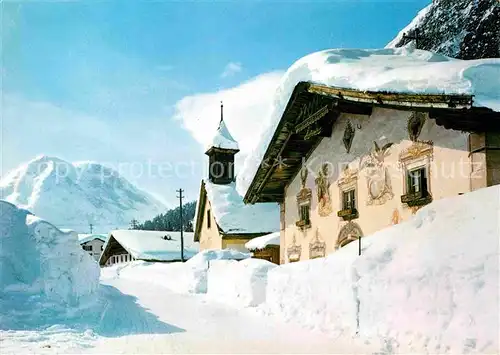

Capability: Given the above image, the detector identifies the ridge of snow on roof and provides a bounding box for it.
[78,233,107,244]
[107,230,199,261]
[204,180,278,234]
[207,119,239,151]
[237,46,500,194]
[245,232,280,250]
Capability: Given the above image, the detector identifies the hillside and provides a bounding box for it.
[386,0,499,59]
[0,155,167,232]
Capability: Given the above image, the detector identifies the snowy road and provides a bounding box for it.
[90,278,369,354]
[1,277,371,354]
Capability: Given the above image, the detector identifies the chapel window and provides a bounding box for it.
[207,210,212,229]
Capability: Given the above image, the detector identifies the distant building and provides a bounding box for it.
[194,103,279,253]
[245,232,280,264]
[78,234,107,261]
[99,230,198,267]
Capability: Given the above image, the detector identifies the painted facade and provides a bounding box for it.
[281,107,475,263]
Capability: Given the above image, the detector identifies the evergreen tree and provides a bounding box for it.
[136,201,196,232]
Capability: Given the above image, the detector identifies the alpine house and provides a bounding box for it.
[194,103,279,255]
[241,46,500,264]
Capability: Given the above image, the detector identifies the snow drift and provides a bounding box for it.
[102,249,251,294]
[207,258,277,307]
[0,200,100,329]
[262,186,499,354]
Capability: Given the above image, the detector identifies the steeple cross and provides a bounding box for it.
[402,28,427,49]
[220,101,224,123]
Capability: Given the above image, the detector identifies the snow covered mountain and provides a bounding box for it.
[0,156,167,232]
[386,0,499,59]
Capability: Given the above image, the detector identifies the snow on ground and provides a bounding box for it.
[0,200,99,330]
[262,185,500,354]
[245,231,280,250]
[237,46,500,194]
[207,258,277,307]
[2,185,498,354]
[101,249,251,294]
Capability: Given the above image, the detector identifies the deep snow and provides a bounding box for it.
[0,200,100,330]
[100,185,499,354]
[2,185,499,354]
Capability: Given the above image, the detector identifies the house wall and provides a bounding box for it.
[198,199,223,250]
[222,238,250,252]
[81,239,105,262]
[104,253,135,267]
[282,107,472,263]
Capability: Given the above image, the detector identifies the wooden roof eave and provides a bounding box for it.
[307,83,474,110]
[194,180,207,242]
[243,82,311,204]
[243,81,488,205]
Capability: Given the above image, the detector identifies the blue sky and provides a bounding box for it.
[2,0,429,207]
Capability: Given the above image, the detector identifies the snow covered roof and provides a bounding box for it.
[245,232,280,251]
[206,119,239,153]
[100,230,199,265]
[195,180,279,239]
[238,46,500,197]
[78,233,107,244]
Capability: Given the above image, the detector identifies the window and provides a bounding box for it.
[299,204,310,224]
[207,210,211,229]
[342,189,356,210]
[407,167,428,194]
[82,245,92,252]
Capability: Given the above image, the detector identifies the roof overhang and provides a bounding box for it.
[243,81,500,204]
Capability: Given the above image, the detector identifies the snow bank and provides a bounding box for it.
[207,258,277,307]
[238,46,500,194]
[245,232,280,251]
[0,200,99,328]
[204,181,279,234]
[261,186,499,353]
[103,249,251,294]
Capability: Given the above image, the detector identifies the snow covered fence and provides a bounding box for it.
[261,186,499,353]
[207,258,277,307]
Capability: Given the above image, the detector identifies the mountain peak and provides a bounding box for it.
[0,156,167,232]
[387,0,499,60]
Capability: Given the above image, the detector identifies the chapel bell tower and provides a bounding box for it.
[205,102,240,185]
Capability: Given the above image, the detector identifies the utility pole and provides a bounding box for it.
[89,223,93,234]
[176,188,185,262]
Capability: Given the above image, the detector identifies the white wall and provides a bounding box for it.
[283,107,471,262]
